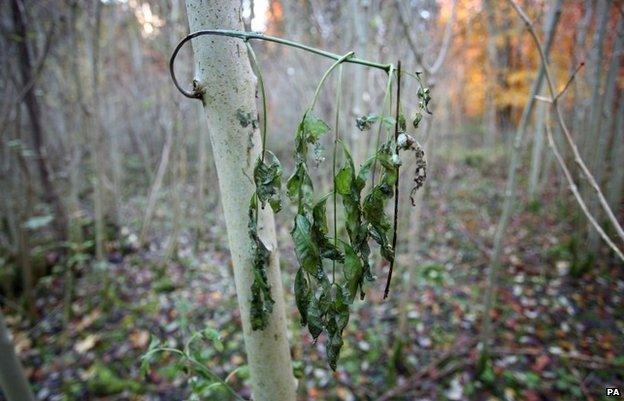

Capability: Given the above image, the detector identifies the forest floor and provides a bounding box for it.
[3,149,624,401]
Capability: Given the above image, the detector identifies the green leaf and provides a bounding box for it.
[254,151,283,213]
[413,112,423,128]
[302,113,330,143]
[201,328,224,352]
[335,167,352,195]
[291,214,322,278]
[398,114,406,131]
[312,197,344,263]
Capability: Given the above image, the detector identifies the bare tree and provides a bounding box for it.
[10,0,68,241]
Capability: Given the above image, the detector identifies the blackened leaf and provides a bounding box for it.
[307,293,324,340]
[327,333,343,371]
[355,115,394,131]
[254,150,283,213]
[325,285,350,370]
[294,269,310,325]
[343,243,363,302]
[286,162,314,210]
[248,195,275,331]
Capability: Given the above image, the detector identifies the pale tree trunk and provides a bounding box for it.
[479,0,562,365]
[165,126,186,261]
[139,124,173,248]
[582,0,610,156]
[587,16,622,253]
[528,9,557,199]
[90,0,106,261]
[607,99,624,212]
[570,0,592,142]
[65,2,86,328]
[528,99,546,199]
[184,2,297,401]
[0,312,36,401]
[165,0,183,261]
[483,0,498,147]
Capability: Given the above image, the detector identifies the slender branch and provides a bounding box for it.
[534,62,584,104]
[545,121,624,261]
[170,29,391,99]
[384,60,401,299]
[554,62,584,101]
[508,0,624,246]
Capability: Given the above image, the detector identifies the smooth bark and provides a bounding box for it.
[184,1,297,400]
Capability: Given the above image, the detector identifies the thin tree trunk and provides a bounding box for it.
[587,16,622,252]
[528,99,546,199]
[483,0,498,147]
[607,98,624,212]
[0,312,36,401]
[139,125,173,248]
[90,0,106,261]
[528,9,557,199]
[184,1,297,400]
[479,0,562,366]
[10,0,68,242]
[570,0,593,143]
[582,0,610,156]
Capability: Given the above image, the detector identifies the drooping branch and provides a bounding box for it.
[170,29,392,99]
